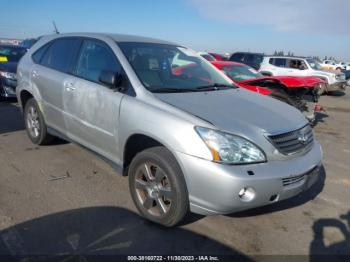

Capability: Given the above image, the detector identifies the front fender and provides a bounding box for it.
[118,96,213,163]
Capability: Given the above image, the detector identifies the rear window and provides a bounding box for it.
[246,54,263,64]
[0,46,26,62]
[269,58,287,67]
[40,38,81,73]
[230,53,244,62]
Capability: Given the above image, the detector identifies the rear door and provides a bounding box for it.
[30,38,81,133]
[64,38,128,159]
[267,58,289,76]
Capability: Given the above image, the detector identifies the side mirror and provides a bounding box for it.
[299,65,306,70]
[99,70,122,89]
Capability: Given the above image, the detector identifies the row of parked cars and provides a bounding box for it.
[0,33,346,226]
[197,51,349,122]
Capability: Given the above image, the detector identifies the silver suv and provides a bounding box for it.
[17,33,323,226]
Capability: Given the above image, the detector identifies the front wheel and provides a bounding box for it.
[128,146,189,227]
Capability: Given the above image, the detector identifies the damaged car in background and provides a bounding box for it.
[209,61,324,123]
[259,56,347,94]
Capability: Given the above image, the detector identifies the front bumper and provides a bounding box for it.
[175,141,323,215]
[327,81,347,92]
[0,77,17,98]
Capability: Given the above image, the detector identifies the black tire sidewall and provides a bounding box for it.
[128,146,189,227]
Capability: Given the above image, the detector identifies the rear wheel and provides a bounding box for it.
[128,146,189,227]
[24,98,54,145]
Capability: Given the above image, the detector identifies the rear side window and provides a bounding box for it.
[40,38,81,73]
[32,44,50,64]
[269,58,287,67]
[75,39,122,83]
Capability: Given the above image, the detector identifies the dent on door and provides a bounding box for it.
[63,79,122,161]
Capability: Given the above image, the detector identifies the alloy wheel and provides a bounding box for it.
[134,162,173,217]
[26,106,40,138]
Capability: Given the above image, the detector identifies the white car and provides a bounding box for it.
[338,62,350,71]
[259,56,346,93]
[320,60,341,71]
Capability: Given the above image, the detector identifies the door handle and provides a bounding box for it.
[32,70,39,78]
[64,82,76,91]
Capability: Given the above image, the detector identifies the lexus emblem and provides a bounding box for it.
[298,132,308,144]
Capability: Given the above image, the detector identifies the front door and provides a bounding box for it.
[63,39,126,160]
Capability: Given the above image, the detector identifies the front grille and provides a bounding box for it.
[268,125,314,155]
[336,74,346,81]
[282,173,305,187]
[282,166,318,187]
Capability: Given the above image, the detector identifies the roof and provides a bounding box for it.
[43,32,178,45]
[265,55,309,59]
[231,52,264,55]
[0,44,26,49]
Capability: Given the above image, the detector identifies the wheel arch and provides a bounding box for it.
[19,90,34,110]
[123,133,172,176]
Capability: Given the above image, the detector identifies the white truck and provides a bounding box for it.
[259,56,346,94]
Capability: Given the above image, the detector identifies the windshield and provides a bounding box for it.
[222,64,263,81]
[118,42,234,93]
[0,46,26,62]
[306,59,322,70]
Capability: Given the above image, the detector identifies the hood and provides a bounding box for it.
[313,69,339,76]
[239,76,322,89]
[154,88,307,136]
[0,62,17,73]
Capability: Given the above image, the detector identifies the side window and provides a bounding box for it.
[32,44,50,64]
[41,38,81,73]
[269,58,286,67]
[75,40,121,83]
[287,59,306,69]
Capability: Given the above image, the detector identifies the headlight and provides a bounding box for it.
[195,127,266,164]
[0,71,16,80]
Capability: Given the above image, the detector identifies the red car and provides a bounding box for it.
[211,61,325,122]
[208,52,227,61]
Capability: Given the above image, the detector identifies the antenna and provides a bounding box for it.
[52,21,60,34]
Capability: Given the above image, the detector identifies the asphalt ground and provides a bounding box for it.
[0,91,349,260]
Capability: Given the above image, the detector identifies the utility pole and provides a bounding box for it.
[53,21,60,34]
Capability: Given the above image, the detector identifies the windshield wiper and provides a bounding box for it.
[194,83,237,91]
[151,83,236,93]
[151,87,196,93]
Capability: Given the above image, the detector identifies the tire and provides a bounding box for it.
[24,98,54,145]
[128,146,189,227]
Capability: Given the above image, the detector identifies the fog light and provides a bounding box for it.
[238,187,256,202]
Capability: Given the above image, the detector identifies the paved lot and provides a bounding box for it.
[0,92,350,259]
